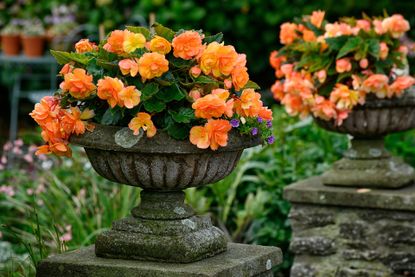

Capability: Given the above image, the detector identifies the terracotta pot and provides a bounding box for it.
[21,36,45,57]
[70,124,260,262]
[315,89,415,188]
[1,35,21,56]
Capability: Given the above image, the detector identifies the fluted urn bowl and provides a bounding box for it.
[70,124,260,263]
[314,89,415,188]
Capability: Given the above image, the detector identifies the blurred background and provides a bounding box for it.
[0,1,415,276]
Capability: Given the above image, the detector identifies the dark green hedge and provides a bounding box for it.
[2,0,415,88]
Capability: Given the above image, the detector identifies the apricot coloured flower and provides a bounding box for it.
[75,39,98,53]
[172,31,204,60]
[149,35,171,55]
[97,76,124,108]
[128,112,157,137]
[60,68,96,99]
[190,119,232,150]
[137,52,169,80]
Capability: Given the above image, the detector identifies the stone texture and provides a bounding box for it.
[285,176,415,277]
[284,176,415,211]
[67,124,261,263]
[36,243,282,277]
[314,90,415,188]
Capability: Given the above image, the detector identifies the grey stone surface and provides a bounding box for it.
[284,176,415,211]
[36,243,282,277]
[285,176,415,277]
[314,90,415,188]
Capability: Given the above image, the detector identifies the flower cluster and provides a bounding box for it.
[271,12,414,125]
[31,24,273,156]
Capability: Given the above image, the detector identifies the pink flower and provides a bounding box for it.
[27,188,34,195]
[336,58,352,73]
[382,14,410,38]
[23,154,34,164]
[0,185,15,197]
[361,74,389,98]
[3,142,12,152]
[379,42,389,60]
[359,59,368,69]
[373,20,386,35]
[389,76,415,97]
[316,70,327,83]
[356,19,371,32]
[1,156,7,164]
[14,139,23,147]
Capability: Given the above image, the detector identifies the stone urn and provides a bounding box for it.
[70,124,260,263]
[315,88,415,189]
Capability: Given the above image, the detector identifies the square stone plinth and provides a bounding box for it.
[37,243,282,277]
[284,176,415,276]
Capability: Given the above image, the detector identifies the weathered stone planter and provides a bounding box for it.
[69,124,260,263]
[315,89,415,188]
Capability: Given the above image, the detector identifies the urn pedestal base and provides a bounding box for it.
[322,138,415,189]
[95,190,227,263]
[284,176,415,276]
[37,243,282,277]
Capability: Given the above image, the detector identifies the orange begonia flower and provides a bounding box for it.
[119,59,139,77]
[29,96,61,126]
[137,52,169,81]
[280,23,298,45]
[234,89,263,118]
[97,76,124,108]
[59,63,73,75]
[361,74,389,98]
[231,66,249,91]
[128,112,157,137]
[119,86,141,109]
[172,31,204,60]
[190,119,232,150]
[103,30,146,55]
[200,42,238,78]
[389,76,415,97]
[192,89,233,119]
[310,10,325,28]
[312,95,337,121]
[75,39,98,53]
[258,107,273,121]
[149,35,171,55]
[330,84,362,110]
[382,14,410,38]
[60,68,96,99]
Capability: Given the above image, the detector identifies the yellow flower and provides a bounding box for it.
[123,31,146,53]
[149,35,171,55]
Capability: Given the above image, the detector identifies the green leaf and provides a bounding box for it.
[143,97,166,113]
[153,23,175,42]
[193,75,218,85]
[368,38,380,59]
[336,37,362,59]
[168,107,195,123]
[96,59,118,71]
[325,36,348,51]
[50,50,91,65]
[100,107,122,125]
[141,83,159,101]
[203,33,223,44]
[166,123,190,140]
[155,84,185,102]
[243,80,261,90]
[126,26,151,40]
[170,57,193,69]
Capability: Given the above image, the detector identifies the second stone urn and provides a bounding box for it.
[315,89,415,189]
[70,124,260,263]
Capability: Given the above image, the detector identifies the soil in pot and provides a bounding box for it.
[22,36,45,57]
[2,35,21,56]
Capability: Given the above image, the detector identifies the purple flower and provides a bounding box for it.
[251,128,258,136]
[267,135,275,144]
[266,120,272,128]
[257,117,263,123]
[230,119,240,128]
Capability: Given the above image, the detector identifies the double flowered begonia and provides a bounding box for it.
[119,59,139,77]
[137,52,169,80]
[75,39,98,53]
[97,77,124,108]
[382,14,410,38]
[149,35,172,55]
[234,89,264,118]
[190,119,232,150]
[280,23,298,45]
[336,58,352,73]
[192,89,233,119]
[172,31,204,60]
[388,76,415,97]
[361,74,389,98]
[199,42,239,78]
[103,30,146,55]
[330,84,364,110]
[60,68,96,99]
